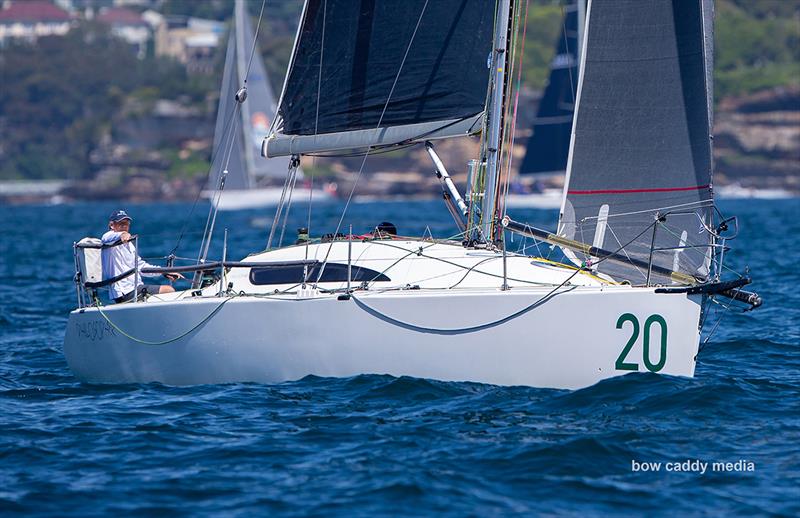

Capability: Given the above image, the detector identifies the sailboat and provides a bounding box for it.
[202,0,332,211]
[64,0,760,390]
[505,0,582,209]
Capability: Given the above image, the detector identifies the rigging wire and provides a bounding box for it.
[277,163,300,247]
[349,219,657,334]
[266,157,299,249]
[562,2,577,116]
[268,0,326,255]
[169,104,239,259]
[306,0,327,263]
[197,103,242,266]
[499,0,530,217]
[200,0,268,261]
[243,0,268,85]
[314,0,431,286]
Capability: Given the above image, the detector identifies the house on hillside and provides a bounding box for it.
[155,15,224,74]
[0,0,71,47]
[96,6,149,58]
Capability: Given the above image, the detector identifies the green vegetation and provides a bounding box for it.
[162,149,211,180]
[301,161,336,179]
[520,0,800,97]
[0,22,214,180]
[519,4,565,91]
[0,0,796,182]
[715,0,800,97]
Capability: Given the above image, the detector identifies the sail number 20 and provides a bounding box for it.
[615,313,668,372]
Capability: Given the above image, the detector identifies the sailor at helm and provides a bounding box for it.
[101,210,183,303]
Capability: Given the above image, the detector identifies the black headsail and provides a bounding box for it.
[557,0,715,285]
[263,0,495,157]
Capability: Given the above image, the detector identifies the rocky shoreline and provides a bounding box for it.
[2,87,797,205]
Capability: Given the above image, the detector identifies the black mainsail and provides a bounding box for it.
[264,0,495,157]
[557,0,715,285]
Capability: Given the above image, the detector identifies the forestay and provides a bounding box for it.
[558,0,715,285]
[209,0,289,190]
[264,0,495,157]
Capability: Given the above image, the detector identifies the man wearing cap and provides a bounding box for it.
[102,210,183,303]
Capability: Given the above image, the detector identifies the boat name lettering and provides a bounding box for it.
[615,313,668,373]
[76,319,116,342]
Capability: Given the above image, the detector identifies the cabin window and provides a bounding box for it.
[249,262,390,285]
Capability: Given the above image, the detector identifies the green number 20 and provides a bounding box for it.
[615,313,668,372]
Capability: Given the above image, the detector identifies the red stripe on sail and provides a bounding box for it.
[568,184,710,195]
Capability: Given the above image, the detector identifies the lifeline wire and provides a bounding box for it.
[349,220,659,333]
[102,221,653,343]
[94,297,233,346]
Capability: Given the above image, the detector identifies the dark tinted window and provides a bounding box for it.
[250,262,390,285]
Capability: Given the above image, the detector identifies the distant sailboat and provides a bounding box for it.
[522,0,581,176]
[204,0,332,211]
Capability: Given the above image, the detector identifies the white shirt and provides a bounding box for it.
[101,230,159,299]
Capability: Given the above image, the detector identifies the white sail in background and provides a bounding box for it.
[209,0,295,191]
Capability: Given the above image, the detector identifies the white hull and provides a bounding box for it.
[64,240,702,390]
[203,187,333,211]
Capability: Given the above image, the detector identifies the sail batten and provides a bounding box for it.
[265,0,494,157]
[558,0,714,285]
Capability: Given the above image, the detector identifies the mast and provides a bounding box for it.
[235,0,255,188]
[479,0,512,243]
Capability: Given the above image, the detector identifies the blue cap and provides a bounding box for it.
[109,209,132,222]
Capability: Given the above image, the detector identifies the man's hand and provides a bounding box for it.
[164,272,185,282]
[119,231,133,243]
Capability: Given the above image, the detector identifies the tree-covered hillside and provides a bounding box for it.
[0,0,797,182]
[0,21,214,180]
[518,0,800,97]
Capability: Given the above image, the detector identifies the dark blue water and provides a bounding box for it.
[1,199,798,515]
